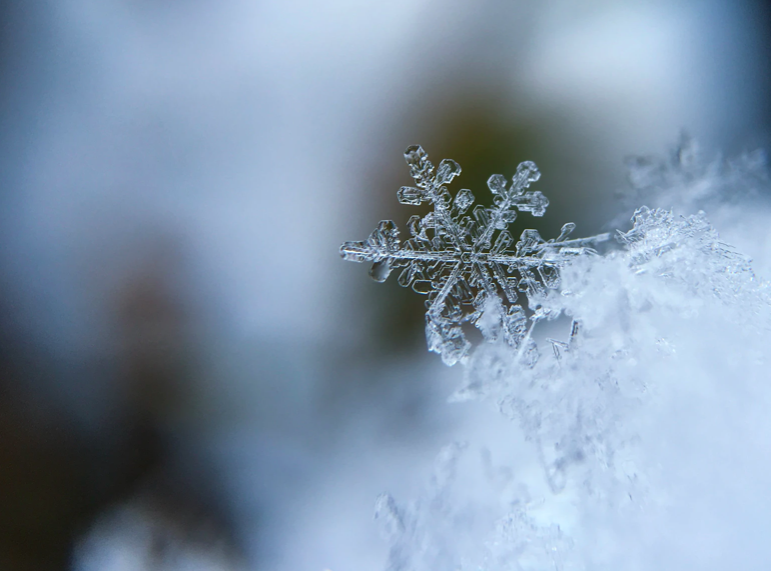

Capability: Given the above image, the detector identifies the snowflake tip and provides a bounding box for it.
[404,144,434,186]
[436,158,462,185]
[513,160,541,190]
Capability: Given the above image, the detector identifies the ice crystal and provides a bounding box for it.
[345,141,771,571]
[341,145,610,365]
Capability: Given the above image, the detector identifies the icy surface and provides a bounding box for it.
[341,145,609,365]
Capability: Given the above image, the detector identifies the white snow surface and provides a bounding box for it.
[374,142,771,570]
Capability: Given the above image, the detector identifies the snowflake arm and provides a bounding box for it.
[341,145,610,365]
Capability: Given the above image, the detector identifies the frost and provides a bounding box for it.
[341,142,771,570]
[372,442,574,571]
[374,443,474,571]
[616,133,768,222]
[341,145,610,365]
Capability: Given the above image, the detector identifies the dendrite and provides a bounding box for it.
[341,145,609,365]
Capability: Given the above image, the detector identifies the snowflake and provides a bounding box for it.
[341,145,610,365]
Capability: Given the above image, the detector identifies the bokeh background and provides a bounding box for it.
[0,1,769,569]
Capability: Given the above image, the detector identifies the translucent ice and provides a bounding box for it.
[341,145,610,365]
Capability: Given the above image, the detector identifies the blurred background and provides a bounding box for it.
[0,0,769,569]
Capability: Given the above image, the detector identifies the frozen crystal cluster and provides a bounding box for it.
[341,145,609,365]
[342,141,771,570]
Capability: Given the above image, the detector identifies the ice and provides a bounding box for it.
[341,145,610,365]
[342,142,771,570]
